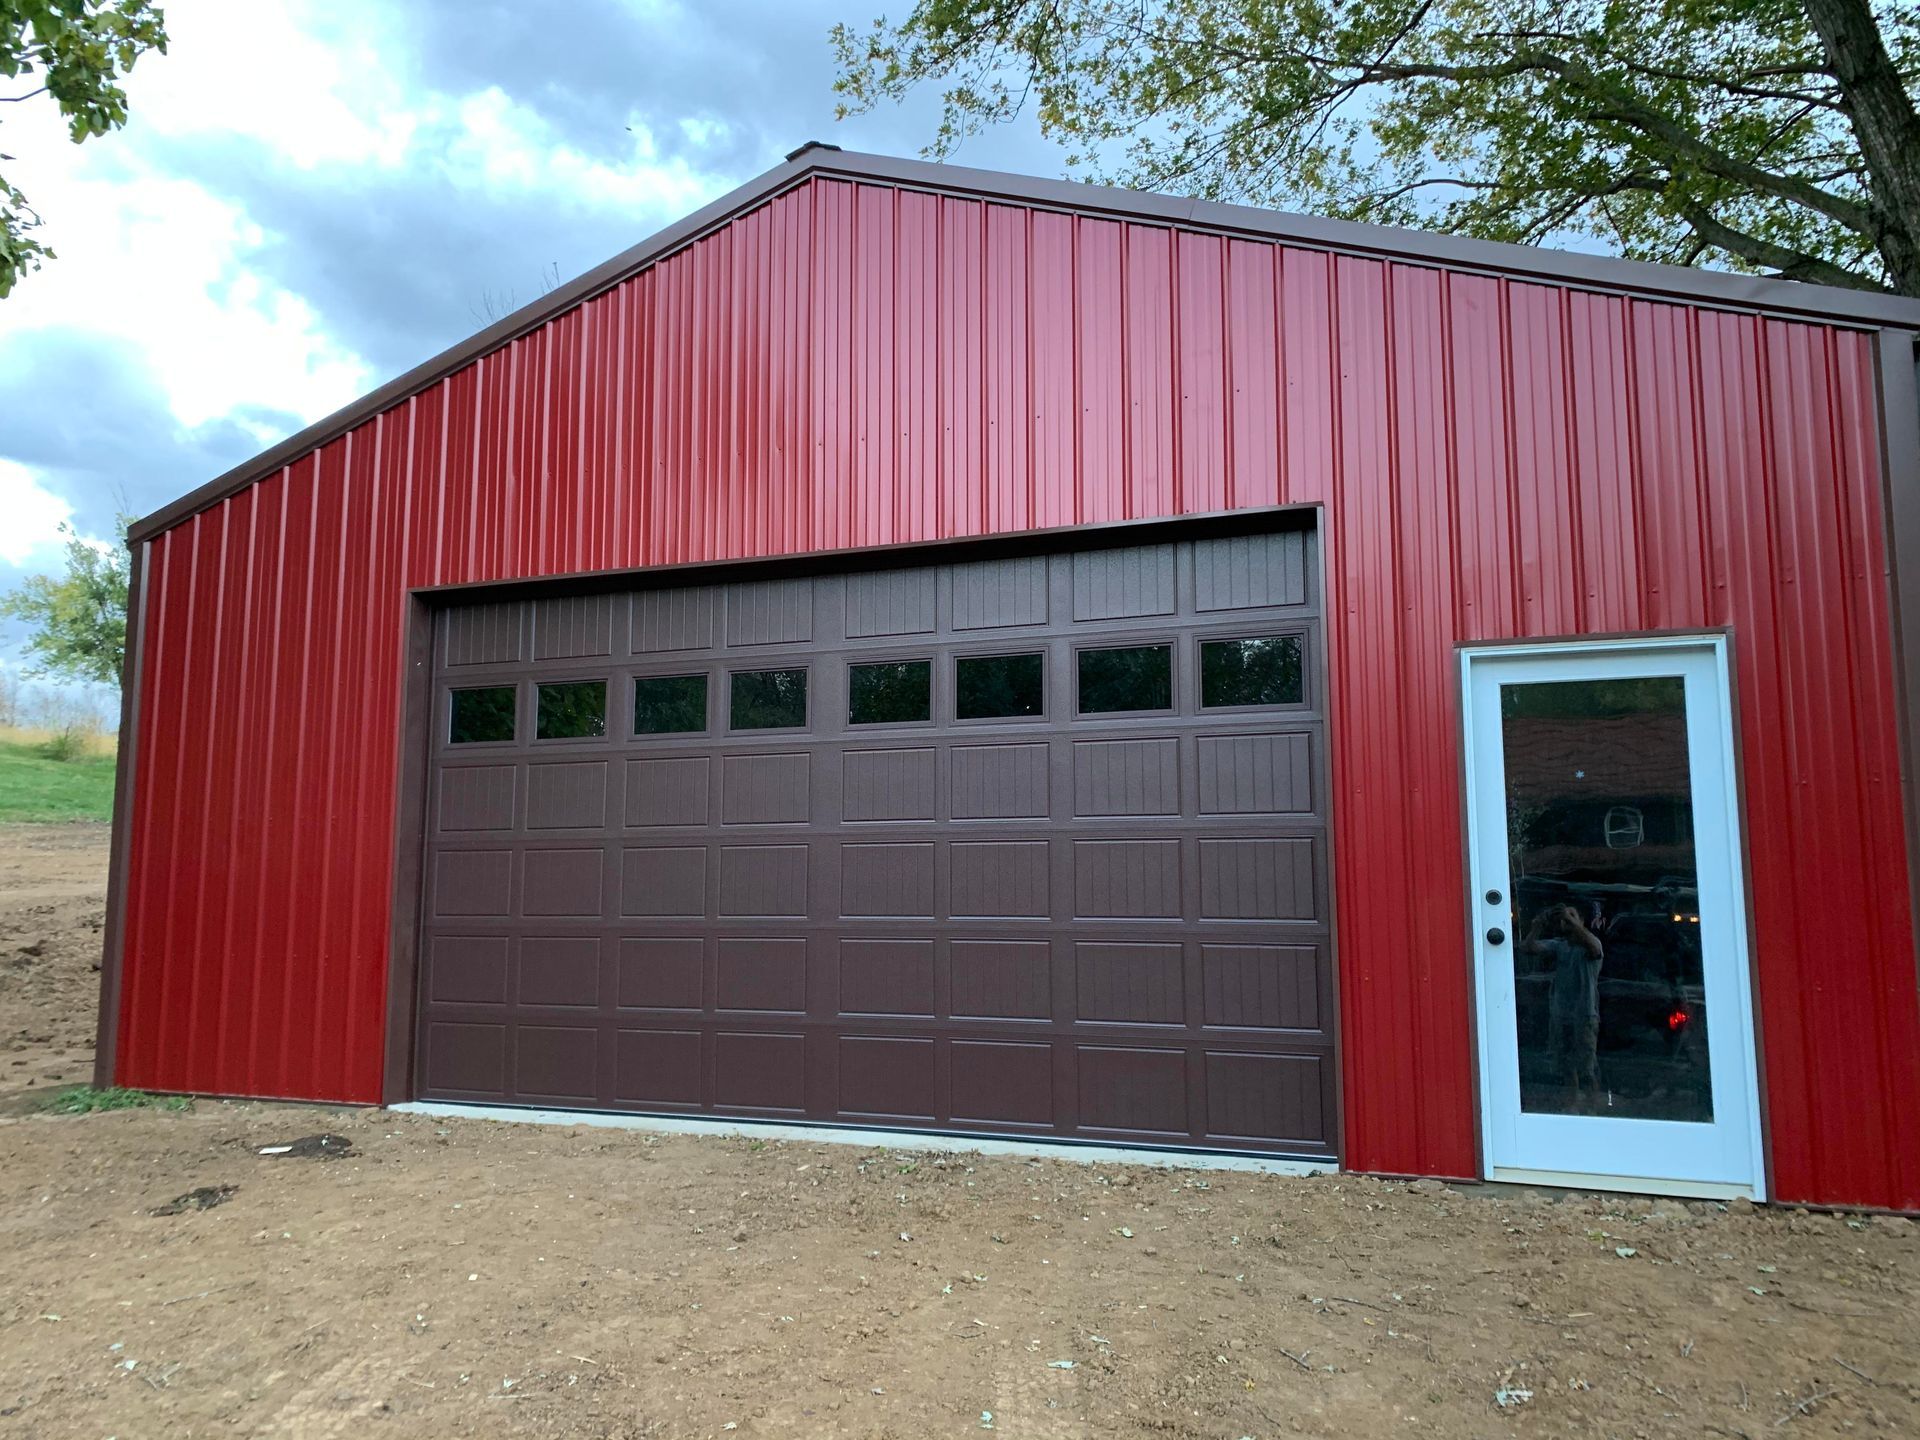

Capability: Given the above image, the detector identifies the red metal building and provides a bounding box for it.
[98,146,1920,1209]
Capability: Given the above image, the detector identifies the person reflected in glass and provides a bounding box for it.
[1522,902,1605,1112]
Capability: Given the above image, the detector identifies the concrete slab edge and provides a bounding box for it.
[390,1101,1337,1177]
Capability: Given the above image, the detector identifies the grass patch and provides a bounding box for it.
[0,735,117,822]
[40,1086,191,1115]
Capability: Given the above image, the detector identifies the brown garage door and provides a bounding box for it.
[415,522,1336,1157]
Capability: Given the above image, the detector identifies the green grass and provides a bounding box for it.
[39,1086,192,1115]
[0,737,116,822]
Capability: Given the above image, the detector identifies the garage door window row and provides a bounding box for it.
[448,632,1304,745]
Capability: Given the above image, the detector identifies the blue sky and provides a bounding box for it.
[0,0,1068,709]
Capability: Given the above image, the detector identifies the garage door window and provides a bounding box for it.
[849,660,931,725]
[535,680,607,739]
[1200,635,1304,709]
[634,674,708,734]
[955,652,1044,719]
[1077,644,1173,714]
[449,685,515,744]
[731,668,808,730]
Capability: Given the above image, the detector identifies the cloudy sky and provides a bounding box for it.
[0,0,1066,707]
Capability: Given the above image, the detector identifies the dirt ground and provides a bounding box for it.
[1,825,1917,1438]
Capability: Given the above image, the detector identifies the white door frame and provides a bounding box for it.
[1460,634,1767,1200]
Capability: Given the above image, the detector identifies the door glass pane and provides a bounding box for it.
[1077,644,1172,714]
[849,660,931,724]
[449,685,515,744]
[1501,676,1712,1123]
[536,680,607,739]
[730,668,807,730]
[1201,635,1303,708]
[955,652,1043,719]
[634,674,707,734]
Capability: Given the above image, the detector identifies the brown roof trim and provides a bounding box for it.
[131,143,1920,543]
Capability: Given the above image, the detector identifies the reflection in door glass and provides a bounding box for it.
[1501,677,1712,1123]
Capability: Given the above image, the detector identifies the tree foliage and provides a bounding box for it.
[1,0,167,298]
[0,518,130,686]
[833,0,1920,295]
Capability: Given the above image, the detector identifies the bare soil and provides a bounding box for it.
[1,824,1916,1438]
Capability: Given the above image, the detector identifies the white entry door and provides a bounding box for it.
[1462,638,1765,1199]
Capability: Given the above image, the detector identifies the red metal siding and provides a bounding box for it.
[115,177,1920,1208]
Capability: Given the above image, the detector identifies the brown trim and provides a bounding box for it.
[1307,508,1344,1166]
[130,146,1920,546]
[380,594,436,1104]
[93,540,151,1089]
[1873,330,1920,998]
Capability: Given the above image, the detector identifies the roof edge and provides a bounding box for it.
[133,145,1920,543]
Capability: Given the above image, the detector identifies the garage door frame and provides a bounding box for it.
[382,503,1340,1159]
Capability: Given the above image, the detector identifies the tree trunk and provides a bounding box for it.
[1801,0,1920,295]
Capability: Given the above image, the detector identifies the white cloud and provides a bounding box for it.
[0,0,744,452]
[0,458,98,569]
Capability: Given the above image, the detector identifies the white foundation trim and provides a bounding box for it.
[390,1102,1337,1177]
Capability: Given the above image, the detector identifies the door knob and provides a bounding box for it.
[1486,927,1506,946]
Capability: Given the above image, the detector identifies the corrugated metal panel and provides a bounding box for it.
[114,176,1920,1208]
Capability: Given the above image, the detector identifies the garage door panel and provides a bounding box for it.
[847,568,937,638]
[838,1036,936,1119]
[950,939,1052,1020]
[621,846,707,916]
[428,936,510,1005]
[715,937,809,1012]
[534,594,615,661]
[952,841,1051,918]
[720,751,811,824]
[425,1020,508,1095]
[511,1024,600,1101]
[1200,943,1324,1030]
[718,845,809,917]
[437,764,517,832]
[1197,837,1317,920]
[521,848,606,917]
[527,760,609,829]
[617,937,705,1009]
[615,1028,704,1104]
[1205,1051,1328,1144]
[420,525,1336,1157]
[1077,1046,1189,1135]
[625,756,711,827]
[951,1040,1054,1125]
[842,747,937,821]
[951,743,1049,819]
[714,1031,806,1110]
[1196,732,1314,815]
[1073,737,1180,816]
[1073,839,1182,918]
[841,842,937,918]
[1194,530,1309,611]
[433,850,513,917]
[1075,941,1186,1025]
[838,939,936,1016]
[952,555,1048,629]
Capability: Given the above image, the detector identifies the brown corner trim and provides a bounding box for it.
[1874,330,1920,995]
[381,594,436,1105]
[93,539,151,1089]
[128,149,1920,548]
